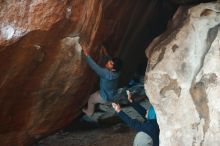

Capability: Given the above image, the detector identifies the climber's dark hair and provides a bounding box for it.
[112,57,123,72]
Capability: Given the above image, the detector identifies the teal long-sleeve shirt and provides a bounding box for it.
[86,56,120,101]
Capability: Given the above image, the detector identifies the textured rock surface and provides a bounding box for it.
[169,0,214,5]
[145,2,220,146]
[0,0,176,145]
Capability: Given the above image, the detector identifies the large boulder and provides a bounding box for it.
[0,0,136,145]
[145,2,220,146]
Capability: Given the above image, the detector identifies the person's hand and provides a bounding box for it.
[82,47,89,56]
[126,90,133,103]
[112,103,121,113]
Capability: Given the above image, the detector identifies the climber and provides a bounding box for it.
[82,46,123,117]
[112,90,159,146]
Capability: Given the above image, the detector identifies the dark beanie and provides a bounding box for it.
[112,57,123,72]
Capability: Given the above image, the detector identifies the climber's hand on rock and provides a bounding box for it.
[82,47,89,56]
[126,90,133,103]
[112,103,121,113]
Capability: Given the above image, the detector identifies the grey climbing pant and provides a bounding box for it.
[133,132,153,146]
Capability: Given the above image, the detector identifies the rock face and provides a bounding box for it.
[0,0,176,145]
[145,2,220,146]
[169,0,214,5]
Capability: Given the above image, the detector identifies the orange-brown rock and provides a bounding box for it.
[0,0,178,145]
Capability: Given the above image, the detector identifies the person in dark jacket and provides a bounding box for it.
[82,46,122,116]
[112,91,159,146]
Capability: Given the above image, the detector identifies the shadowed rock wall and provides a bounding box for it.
[169,0,214,4]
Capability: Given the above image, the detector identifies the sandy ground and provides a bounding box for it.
[35,123,136,146]
[34,100,149,146]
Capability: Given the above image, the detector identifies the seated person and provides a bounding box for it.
[112,91,159,146]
